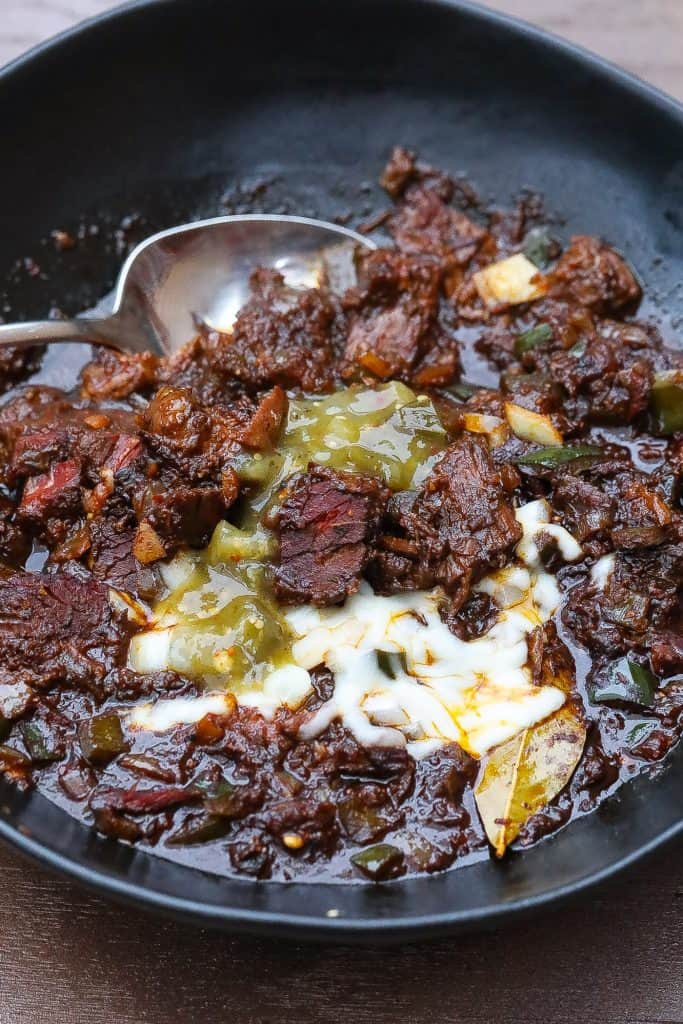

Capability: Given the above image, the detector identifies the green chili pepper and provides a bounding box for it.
[590,658,658,708]
[20,721,61,763]
[78,713,127,765]
[522,228,554,269]
[167,813,232,845]
[376,651,408,679]
[650,372,683,435]
[517,444,605,469]
[194,772,243,818]
[350,843,405,881]
[447,382,480,401]
[514,323,553,357]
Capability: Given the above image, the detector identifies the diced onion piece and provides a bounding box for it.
[473,254,547,308]
[505,402,563,445]
[463,413,510,448]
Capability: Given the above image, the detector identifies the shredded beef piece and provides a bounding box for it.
[141,385,242,477]
[551,467,675,557]
[551,476,615,552]
[527,621,575,690]
[0,571,134,694]
[651,633,683,677]
[443,590,498,641]
[207,268,346,391]
[562,543,683,660]
[135,384,284,553]
[342,247,459,384]
[388,183,491,292]
[18,459,82,523]
[536,319,659,423]
[137,480,231,552]
[157,335,241,407]
[142,383,285,474]
[269,464,390,605]
[368,434,522,610]
[548,235,641,315]
[81,348,159,400]
[380,145,457,203]
[87,516,161,601]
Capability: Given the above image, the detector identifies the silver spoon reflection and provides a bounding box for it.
[0,215,375,357]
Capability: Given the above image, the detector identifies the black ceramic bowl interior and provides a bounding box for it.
[0,0,681,941]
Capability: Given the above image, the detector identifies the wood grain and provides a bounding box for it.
[1,838,682,1024]
[0,3,682,1023]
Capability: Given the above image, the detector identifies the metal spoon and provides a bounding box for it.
[0,215,375,357]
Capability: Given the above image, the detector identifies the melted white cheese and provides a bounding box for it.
[128,499,581,759]
[591,552,616,590]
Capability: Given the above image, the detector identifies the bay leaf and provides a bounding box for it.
[475,703,586,858]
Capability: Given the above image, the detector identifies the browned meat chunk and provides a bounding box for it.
[562,543,683,659]
[380,146,468,204]
[207,268,345,391]
[551,467,675,556]
[540,321,656,424]
[389,185,488,269]
[142,383,285,474]
[137,480,231,552]
[0,571,134,693]
[342,248,459,385]
[369,435,522,610]
[548,235,641,315]
[18,459,82,522]
[88,516,161,601]
[269,465,390,605]
[551,476,615,551]
[81,348,159,401]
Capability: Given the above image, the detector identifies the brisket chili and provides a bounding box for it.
[0,146,681,883]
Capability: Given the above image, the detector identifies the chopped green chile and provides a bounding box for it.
[350,842,405,881]
[338,797,394,843]
[167,813,232,846]
[522,227,555,269]
[234,382,449,514]
[650,372,683,435]
[517,444,605,469]
[446,381,481,401]
[590,658,658,708]
[376,650,409,679]
[78,713,128,765]
[514,322,553,356]
[20,720,61,763]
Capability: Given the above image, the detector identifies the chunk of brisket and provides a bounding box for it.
[342,248,460,386]
[548,235,641,315]
[368,434,522,611]
[269,464,390,605]
[0,571,135,694]
[206,268,346,392]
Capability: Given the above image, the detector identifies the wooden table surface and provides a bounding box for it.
[1,3,682,1023]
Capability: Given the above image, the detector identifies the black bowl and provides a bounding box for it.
[0,0,681,941]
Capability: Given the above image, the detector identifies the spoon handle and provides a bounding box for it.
[0,317,124,351]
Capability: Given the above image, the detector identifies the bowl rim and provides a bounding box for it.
[0,0,681,940]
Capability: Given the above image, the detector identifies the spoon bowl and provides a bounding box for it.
[0,215,375,357]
